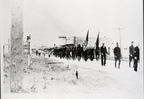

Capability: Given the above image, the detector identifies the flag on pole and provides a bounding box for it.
[95,31,100,50]
[86,30,89,42]
[82,30,89,50]
[85,30,89,46]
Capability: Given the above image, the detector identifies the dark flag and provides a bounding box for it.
[86,30,89,42]
[95,31,100,49]
[82,30,89,51]
[83,30,89,47]
[95,31,100,60]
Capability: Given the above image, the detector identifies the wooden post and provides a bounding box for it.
[10,0,24,92]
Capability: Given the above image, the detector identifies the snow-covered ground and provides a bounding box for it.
[47,56,143,98]
[3,54,143,99]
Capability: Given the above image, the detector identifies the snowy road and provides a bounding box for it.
[3,55,143,99]
[48,56,143,97]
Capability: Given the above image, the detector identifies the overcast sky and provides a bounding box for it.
[1,0,143,48]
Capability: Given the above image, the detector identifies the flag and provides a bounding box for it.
[82,30,89,50]
[85,30,89,46]
[95,31,100,50]
[86,30,89,42]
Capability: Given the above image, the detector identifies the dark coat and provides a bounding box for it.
[133,46,140,60]
[129,45,135,56]
[101,46,107,55]
[114,47,121,58]
[77,45,82,56]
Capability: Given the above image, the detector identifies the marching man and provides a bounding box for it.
[114,42,121,68]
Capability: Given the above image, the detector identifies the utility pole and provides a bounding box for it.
[10,0,24,92]
[113,28,125,48]
[73,36,76,46]
[113,28,125,57]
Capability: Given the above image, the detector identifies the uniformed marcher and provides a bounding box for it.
[129,41,135,67]
[72,47,76,60]
[114,42,121,68]
[95,47,100,61]
[100,43,107,66]
[38,52,41,56]
[36,50,38,56]
[133,44,140,72]
[77,44,82,61]
[90,48,94,61]
[84,48,88,61]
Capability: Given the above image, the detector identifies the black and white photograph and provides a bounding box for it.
[1,0,143,99]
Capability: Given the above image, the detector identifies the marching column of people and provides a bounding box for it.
[49,41,140,72]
